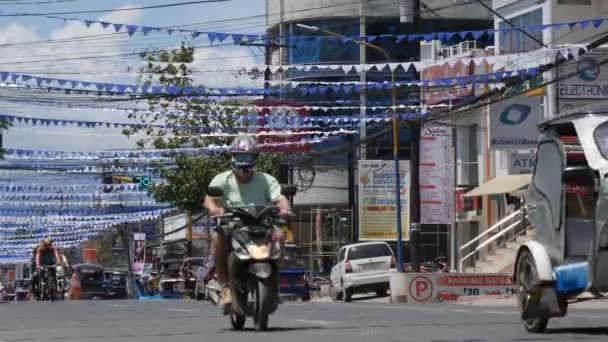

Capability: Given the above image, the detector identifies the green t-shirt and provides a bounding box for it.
[208,170,282,208]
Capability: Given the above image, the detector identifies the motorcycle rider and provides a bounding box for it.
[31,244,41,300]
[203,134,290,314]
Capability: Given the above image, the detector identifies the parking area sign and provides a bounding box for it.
[405,273,516,303]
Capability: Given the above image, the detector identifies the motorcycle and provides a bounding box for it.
[55,265,68,300]
[0,282,6,303]
[206,185,296,331]
[39,265,57,302]
[420,256,450,273]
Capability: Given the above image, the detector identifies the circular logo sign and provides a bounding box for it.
[409,275,434,302]
[577,57,600,82]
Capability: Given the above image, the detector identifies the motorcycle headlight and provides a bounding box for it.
[247,245,270,260]
[56,266,62,272]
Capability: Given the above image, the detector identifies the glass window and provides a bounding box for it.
[593,120,608,159]
[347,243,393,260]
[532,142,564,229]
[338,248,346,262]
[499,9,543,54]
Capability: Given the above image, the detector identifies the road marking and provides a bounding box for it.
[294,319,335,326]
[167,308,199,312]
[483,310,514,315]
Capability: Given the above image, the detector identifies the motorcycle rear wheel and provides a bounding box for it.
[253,279,274,331]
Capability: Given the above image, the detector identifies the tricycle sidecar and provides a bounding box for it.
[515,112,608,333]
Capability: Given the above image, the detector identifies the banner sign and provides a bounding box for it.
[558,54,608,99]
[358,160,410,241]
[405,273,515,303]
[420,124,454,224]
[508,152,536,174]
[132,233,146,275]
[490,96,541,150]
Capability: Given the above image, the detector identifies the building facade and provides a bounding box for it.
[265,0,493,264]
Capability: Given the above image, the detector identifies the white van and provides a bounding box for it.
[329,242,395,302]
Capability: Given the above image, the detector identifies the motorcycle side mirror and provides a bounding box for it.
[206,187,224,197]
[281,185,297,197]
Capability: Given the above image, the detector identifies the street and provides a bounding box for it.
[2,298,608,342]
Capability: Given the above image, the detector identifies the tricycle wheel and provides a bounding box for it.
[517,249,548,333]
[523,318,549,333]
[230,313,246,331]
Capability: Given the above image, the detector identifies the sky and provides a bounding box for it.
[0,0,267,152]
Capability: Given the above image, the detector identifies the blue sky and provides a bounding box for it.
[0,0,267,152]
[0,0,266,35]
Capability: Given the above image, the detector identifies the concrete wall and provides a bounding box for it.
[266,0,399,27]
[494,0,605,46]
[267,0,492,26]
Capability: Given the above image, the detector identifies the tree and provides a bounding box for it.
[123,42,282,214]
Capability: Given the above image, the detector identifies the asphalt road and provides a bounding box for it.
[1,297,608,342]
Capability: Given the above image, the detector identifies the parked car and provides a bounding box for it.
[72,264,106,299]
[280,245,311,301]
[104,270,128,299]
[329,241,395,302]
[159,259,185,299]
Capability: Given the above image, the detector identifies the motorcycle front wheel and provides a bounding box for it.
[253,279,275,331]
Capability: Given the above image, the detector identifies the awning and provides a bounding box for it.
[463,175,531,198]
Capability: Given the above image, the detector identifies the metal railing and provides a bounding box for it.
[458,209,524,272]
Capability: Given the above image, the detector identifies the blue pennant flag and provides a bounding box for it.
[472,30,486,39]
[232,34,244,44]
[593,19,604,28]
[81,82,91,88]
[95,83,105,91]
[340,37,352,44]
[115,85,127,94]
[0,72,7,81]
[151,86,162,94]
[459,32,469,40]
[21,75,32,82]
[423,34,435,42]
[126,25,138,37]
[192,31,202,38]
[85,20,94,27]
[99,21,111,29]
[247,35,259,42]
[217,32,229,42]
[367,35,378,42]
[580,20,591,30]
[113,23,123,32]
[568,22,578,30]
[57,79,66,86]
[207,32,218,43]
[141,26,156,36]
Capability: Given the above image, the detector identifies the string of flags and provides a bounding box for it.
[1,66,544,97]
[45,13,608,45]
[0,183,147,193]
[1,136,338,161]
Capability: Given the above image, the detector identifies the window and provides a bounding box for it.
[532,141,564,229]
[499,9,543,54]
[339,248,346,262]
[347,243,393,260]
[593,120,608,159]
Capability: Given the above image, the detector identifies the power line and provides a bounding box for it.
[0,0,231,16]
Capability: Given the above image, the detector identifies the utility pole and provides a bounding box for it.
[186,211,193,257]
[408,0,422,273]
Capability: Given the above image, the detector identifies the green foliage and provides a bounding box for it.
[125,42,282,213]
